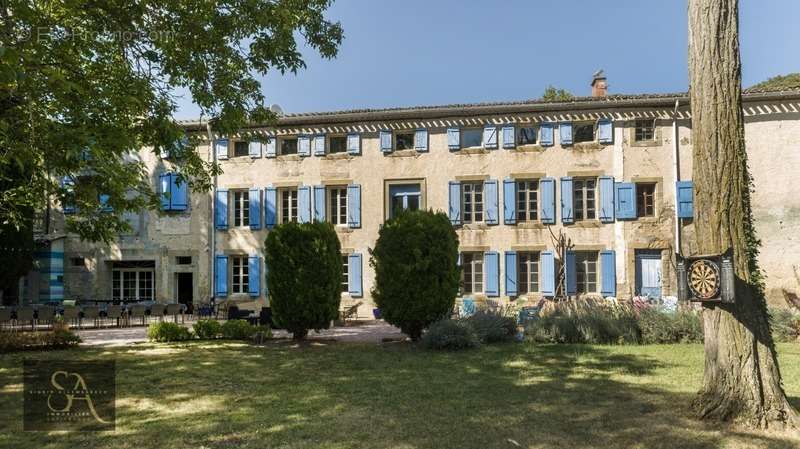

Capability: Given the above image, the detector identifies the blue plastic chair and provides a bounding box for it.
[461,298,476,318]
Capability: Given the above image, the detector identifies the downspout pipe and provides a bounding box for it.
[207,121,216,302]
[673,100,681,256]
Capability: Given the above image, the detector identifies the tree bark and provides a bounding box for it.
[688,0,799,429]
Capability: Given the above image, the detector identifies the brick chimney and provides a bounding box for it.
[591,70,607,97]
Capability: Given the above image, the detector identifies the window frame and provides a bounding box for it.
[232,140,249,158]
[341,254,349,293]
[328,135,347,154]
[636,182,657,217]
[575,251,599,294]
[573,122,596,144]
[517,126,538,146]
[518,251,540,295]
[112,268,154,302]
[634,119,656,142]
[461,128,483,148]
[573,177,597,222]
[394,131,415,151]
[279,187,299,224]
[328,186,348,226]
[461,182,484,224]
[516,179,539,222]
[385,180,425,220]
[279,137,298,156]
[230,255,249,295]
[232,190,250,227]
[461,252,484,295]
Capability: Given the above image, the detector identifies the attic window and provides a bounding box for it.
[635,119,656,142]
[71,257,86,268]
[176,256,192,265]
[395,132,414,150]
[574,123,595,143]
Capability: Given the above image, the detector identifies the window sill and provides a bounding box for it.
[515,221,545,229]
[511,144,546,153]
[276,154,301,161]
[387,149,420,158]
[633,216,659,223]
[335,226,353,233]
[570,142,604,151]
[227,293,256,301]
[459,223,489,230]
[569,220,601,228]
[323,152,352,160]
[629,140,661,148]
[455,147,491,155]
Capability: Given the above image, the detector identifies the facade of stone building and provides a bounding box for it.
[23,86,800,315]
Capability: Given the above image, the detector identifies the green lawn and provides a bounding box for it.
[1,341,799,449]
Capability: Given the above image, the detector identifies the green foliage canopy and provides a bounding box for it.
[541,85,574,102]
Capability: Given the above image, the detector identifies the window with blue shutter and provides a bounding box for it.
[561,177,574,224]
[298,185,311,222]
[541,250,555,297]
[346,133,361,155]
[565,250,577,296]
[502,125,515,149]
[347,184,361,228]
[313,185,326,222]
[414,129,428,152]
[484,179,499,225]
[505,251,518,297]
[676,181,694,218]
[171,173,188,211]
[448,181,462,225]
[263,257,269,298]
[380,131,393,153]
[540,177,555,224]
[215,189,228,229]
[159,173,171,210]
[540,123,554,146]
[348,253,363,297]
[598,119,613,143]
[615,182,637,219]
[559,123,573,146]
[447,128,461,150]
[298,136,311,157]
[265,137,277,158]
[249,141,262,158]
[503,178,516,225]
[600,250,616,297]
[598,176,615,223]
[249,187,261,229]
[61,176,76,214]
[215,139,229,160]
[215,255,228,297]
[248,255,261,297]
[483,126,498,149]
[484,251,500,297]
[313,135,326,156]
[99,194,112,212]
[264,187,277,229]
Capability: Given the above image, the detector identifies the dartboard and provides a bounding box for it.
[688,259,721,299]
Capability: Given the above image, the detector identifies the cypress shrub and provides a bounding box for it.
[265,221,342,339]
[370,210,460,340]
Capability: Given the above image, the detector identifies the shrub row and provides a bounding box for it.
[147,320,271,343]
[422,310,518,350]
[0,329,81,352]
[771,309,800,342]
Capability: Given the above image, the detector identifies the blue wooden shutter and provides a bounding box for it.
[265,137,277,158]
[313,134,326,156]
[505,251,518,297]
[484,251,500,297]
[298,185,311,222]
[313,185,326,222]
[598,176,615,223]
[215,255,228,297]
[171,173,188,211]
[503,178,516,225]
[541,250,555,297]
[348,253,363,297]
[598,119,613,143]
[676,181,694,218]
[248,255,261,297]
[502,125,515,149]
[61,176,76,214]
[448,181,462,225]
[263,256,269,298]
[565,250,577,296]
[484,179,499,225]
[483,126,498,149]
[615,182,637,219]
[298,136,311,157]
[215,189,228,230]
[264,187,277,229]
[159,173,171,210]
[559,123,573,145]
[249,141,262,158]
[249,187,261,229]
[414,129,428,152]
[215,139,229,160]
[540,177,555,224]
[347,133,361,155]
[447,128,460,150]
[600,250,617,297]
[347,184,361,228]
[560,177,574,224]
[540,123,554,146]
[99,194,112,212]
[380,131,393,153]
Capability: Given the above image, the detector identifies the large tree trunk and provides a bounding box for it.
[688,0,799,429]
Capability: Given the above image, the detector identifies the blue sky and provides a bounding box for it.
[173,0,800,119]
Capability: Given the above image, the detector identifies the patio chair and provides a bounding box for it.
[37,306,55,329]
[149,304,166,323]
[129,304,146,326]
[82,306,100,328]
[460,298,476,318]
[105,305,123,327]
[16,307,35,330]
[165,304,182,323]
[63,306,80,328]
[0,308,12,331]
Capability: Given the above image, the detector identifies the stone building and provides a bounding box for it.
[29,78,800,315]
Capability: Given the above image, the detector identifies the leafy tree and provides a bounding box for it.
[541,85,574,102]
[0,159,34,299]
[265,221,342,340]
[370,210,460,340]
[0,1,343,245]
[749,73,800,91]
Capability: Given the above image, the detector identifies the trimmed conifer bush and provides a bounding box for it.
[370,210,460,340]
[265,221,342,339]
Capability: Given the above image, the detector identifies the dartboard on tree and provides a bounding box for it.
[688,259,721,299]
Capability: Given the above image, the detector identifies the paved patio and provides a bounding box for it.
[75,320,405,346]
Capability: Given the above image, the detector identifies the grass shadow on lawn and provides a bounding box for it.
[0,342,798,449]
